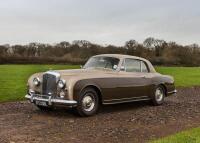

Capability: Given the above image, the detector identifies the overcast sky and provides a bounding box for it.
[0,0,199,45]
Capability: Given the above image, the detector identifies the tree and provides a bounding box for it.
[72,40,91,48]
[125,40,138,55]
[143,37,156,49]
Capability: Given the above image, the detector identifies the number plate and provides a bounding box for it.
[36,101,47,106]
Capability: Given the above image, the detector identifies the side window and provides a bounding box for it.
[141,61,149,73]
[124,59,141,72]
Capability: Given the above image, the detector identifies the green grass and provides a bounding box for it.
[156,67,200,87]
[0,65,200,102]
[0,65,79,102]
[151,127,200,143]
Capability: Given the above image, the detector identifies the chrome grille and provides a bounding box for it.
[42,73,57,95]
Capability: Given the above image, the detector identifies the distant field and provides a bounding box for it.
[152,127,200,143]
[0,65,200,102]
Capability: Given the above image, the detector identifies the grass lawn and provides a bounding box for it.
[156,67,200,87]
[151,127,200,143]
[0,65,200,102]
[153,67,200,143]
[0,64,79,102]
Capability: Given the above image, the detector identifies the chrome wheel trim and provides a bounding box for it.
[82,94,95,112]
[155,87,164,102]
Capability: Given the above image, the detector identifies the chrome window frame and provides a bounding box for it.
[120,58,150,73]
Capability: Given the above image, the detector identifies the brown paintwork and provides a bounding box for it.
[27,54,176,105]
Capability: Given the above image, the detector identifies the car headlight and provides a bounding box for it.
[58,79,66,89]
[33,77,40,86]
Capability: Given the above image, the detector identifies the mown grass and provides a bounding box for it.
[0,65,200,102]
[151,127,200,143]
[156,67,200,87]
[0,65,79,102]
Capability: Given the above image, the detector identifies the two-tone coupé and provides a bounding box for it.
[25,54,176,116]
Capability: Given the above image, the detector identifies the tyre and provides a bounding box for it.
[152,85,165,106]
[76,88,99,117]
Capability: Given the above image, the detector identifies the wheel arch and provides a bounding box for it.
[82,85,103,104]
[158,83,167,96]
[73,80,103,104]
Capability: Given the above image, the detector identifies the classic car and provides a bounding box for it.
[25,54,177,116]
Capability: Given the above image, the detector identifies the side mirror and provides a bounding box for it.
[120,66,125,71]
[80,65,83,69]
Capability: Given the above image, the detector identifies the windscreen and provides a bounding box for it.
[83,56,120,70]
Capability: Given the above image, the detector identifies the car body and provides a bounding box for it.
[25,54,177,116]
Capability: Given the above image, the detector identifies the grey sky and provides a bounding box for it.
[0,0,199,45]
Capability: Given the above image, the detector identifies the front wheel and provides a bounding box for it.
[76,88,99,117]
[152,85,165,106]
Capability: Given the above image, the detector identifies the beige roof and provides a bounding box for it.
[93,54,156,73]
[94,54,147,61]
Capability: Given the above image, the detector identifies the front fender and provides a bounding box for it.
[151,75,176,96]
[72,79,101,101]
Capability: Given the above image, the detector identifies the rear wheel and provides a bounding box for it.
[76,88,99,117]
[152,85,165,105]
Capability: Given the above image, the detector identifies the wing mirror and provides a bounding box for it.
[80,65,83,69]
[120,66,125,71]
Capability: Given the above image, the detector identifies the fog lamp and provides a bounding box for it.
[59,91,65,98]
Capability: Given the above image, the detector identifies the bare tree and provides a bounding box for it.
[0,38,200,66]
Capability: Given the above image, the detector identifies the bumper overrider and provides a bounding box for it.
[25,94,77,107]
[167,89,177,96]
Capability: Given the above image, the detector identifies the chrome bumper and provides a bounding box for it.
[167,89,177,95]
[25,94,77,106]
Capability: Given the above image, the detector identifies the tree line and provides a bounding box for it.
[0,37,199,66]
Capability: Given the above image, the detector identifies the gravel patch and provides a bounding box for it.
[0,87,200,143]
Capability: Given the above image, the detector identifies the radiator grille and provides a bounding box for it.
[42,73,57,95]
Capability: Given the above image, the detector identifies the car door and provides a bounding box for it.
[116,58,152,99]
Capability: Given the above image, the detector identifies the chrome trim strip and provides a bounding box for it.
[103,98,150,105]
[25,94,77,105]
[104,96,149,102]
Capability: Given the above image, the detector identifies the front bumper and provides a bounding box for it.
[25,94,77,107]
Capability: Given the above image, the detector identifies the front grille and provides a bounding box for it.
[42,73,57,95]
